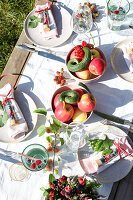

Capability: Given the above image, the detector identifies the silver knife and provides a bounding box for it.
[16,43,67,56]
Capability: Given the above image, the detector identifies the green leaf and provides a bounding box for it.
[46,136,52,143]
[49,174,55,183]
[0,115,4,127]
[55,169,58,175]
[34,108,47,116]
[40,187,45,191]
[37,125,46,136]
[57,157,61,162]
[0,102,3,111]
[28,21,37,28]
[102,148,112,156]
[43,191,48,197]
[37,18,42,22]
[2,111,8,124]
[53,117,62,128]
[29,15,37,21]
[67,130,71,137]
[59,137,64,146]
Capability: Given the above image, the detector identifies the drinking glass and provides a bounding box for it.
[9,163,30,181]
[71,2,93,46]
[21,144,49,171]
[107,0,130,31]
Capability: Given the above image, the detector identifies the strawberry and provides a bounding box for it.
[31,162,36,169]
[36,160,42,165]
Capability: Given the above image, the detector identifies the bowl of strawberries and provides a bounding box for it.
[66,41,107,83]
[51,84,96,125]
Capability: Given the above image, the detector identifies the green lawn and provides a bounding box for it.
[0,0,35,74]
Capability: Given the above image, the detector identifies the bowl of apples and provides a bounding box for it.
[66,42,107,83]
[51,84,96,126]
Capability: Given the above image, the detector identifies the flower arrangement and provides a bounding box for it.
[41,175,102,200]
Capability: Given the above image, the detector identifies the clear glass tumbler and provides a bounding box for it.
[107,0,130,31]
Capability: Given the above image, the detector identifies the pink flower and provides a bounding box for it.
[79,177,86,186]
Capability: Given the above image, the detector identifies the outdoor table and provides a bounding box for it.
[0,0,133,200]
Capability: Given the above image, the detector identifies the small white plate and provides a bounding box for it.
[24,5,73,48]
[110,36,133,83]
[0,90,38,143]
[78,124,133,183]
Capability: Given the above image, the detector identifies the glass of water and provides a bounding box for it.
[71,2,93,46]
[107,0,130,31]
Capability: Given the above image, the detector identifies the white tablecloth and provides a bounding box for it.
[0,0,133,200]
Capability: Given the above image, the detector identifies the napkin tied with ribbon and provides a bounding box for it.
[0,83,28,140]
[36,3,58,40]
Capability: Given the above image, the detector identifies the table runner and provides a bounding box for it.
[0,0,133,200]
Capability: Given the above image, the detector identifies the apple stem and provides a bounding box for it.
[63,101,66,109]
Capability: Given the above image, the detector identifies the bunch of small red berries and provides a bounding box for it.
[44,176,101,200]
[53,68,66,86]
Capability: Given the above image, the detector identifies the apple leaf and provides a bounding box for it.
[46,136,52,143]
[67,130,71,137]
[34,108,47,116]
[57,157,61,162]
[49,173,55,183]
[59,137,64,146]
[53,117,62,129]
[37,125,46,136]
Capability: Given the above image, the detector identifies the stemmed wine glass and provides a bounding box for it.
[71,2,93,46]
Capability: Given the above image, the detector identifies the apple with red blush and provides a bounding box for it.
[89,58,106,76]
[54,103,74,123]
[78,93,96,112]
[72,88,84,98]
[75,68,92,80]
[53,93,63,109]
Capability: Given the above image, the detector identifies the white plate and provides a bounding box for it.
[24,5,73,48]
[0,90,37,143]
[110,36,133,83]
[78,124,133,183]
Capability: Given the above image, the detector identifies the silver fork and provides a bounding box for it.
[101,119,133,133]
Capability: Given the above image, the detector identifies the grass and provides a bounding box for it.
[0,0,35,74]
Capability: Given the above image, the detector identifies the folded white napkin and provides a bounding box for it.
[36,3,58,40]
[0,84,28,140]
[122,43,133,77]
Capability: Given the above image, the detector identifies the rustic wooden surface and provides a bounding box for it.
[0,30,32,88]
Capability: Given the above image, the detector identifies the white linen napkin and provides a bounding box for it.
[0,83,28,140]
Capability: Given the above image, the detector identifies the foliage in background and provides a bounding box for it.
[0,0,35,74]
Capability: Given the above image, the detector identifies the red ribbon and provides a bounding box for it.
[0,74,17,106]
[113,140,133,159]
[35,1,52,13]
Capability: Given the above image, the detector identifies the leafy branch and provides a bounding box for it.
[28,15,42,28]
[34,108,72,178]
[0,101,8,127]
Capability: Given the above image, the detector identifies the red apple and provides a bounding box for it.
[53,93,63,109]
[89,58,106,75]
[72,88,84,98]
[78,93,96,112]
[54,103,74,122]
[75,68,92,80]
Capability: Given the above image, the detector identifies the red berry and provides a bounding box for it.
[49,197,54,200]
[31,162,36,169]
[45,165,51,171]
[51,184,55,189]
[58,76,64,80]
[77,14,82,18]
[60,72,63,76]
[54,147,59,153]
[47,146,53,152]
[49,182,52,186]
[114,10,119,14]
[59,178,65,183]
[50,191,55,196]
[82,41,88,47]
[48,158,53,165]
[61,79,66,84]
[62,175,67,180]
[36,160,42,165]
[46,127,51,133]
[79,177,86,186]
[56,71,60,75]
[60,190,65,196]
[65,186,71,193]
